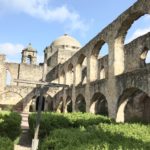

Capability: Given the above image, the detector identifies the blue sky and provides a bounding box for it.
[0,0,149,63]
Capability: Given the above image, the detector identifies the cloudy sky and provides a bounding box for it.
[0,0,150,63]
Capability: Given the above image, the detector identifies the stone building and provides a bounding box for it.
[0,0,150,123]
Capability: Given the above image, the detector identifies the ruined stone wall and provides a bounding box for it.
[49,0,150,121]
[6,63,43,87]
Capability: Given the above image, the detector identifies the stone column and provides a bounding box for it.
[85,55,91,112]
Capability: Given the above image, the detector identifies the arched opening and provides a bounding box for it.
[0,91,23,111]
[66,63,74,86]
[59,70,65,84]
[27,55,32,64]
[56,97,63,113]
[65,96,72,113]
[116,88,150,123]
[6,70,12,85]
[91,41,108,81]
[115,13,150,75]
[90,92,108,116]
[125,14,150,44]
[140,47,150,66]
[75,54,87,85]
[75,94,86,112]
[36,96,45,111]
[99,66,105,79]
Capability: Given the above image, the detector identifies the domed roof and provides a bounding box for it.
[51,34,81,48]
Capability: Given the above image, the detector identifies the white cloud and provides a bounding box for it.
[0,42,44,63]
[0,43,24,55]
[126,27,150,43]
[0,0,89,34]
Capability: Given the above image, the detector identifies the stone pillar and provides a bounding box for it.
[85,55,91,112]
[0,55,6,93]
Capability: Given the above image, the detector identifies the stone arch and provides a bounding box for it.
[90,92,108,116]
[0,91,23,111]
[114,10,150,75]
[66,63,74,86]
[56,97,63,113]
[90,40,109,81]
[59,70,65,84]
[27,55,32,64]
[65,96,72,113]
[116,88,150,123]
[36,96,45,111]
[140,47,150,66]
[125,14,150,44]
[75,94,86,112]
[75,54,87,85]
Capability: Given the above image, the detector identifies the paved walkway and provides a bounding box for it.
[14,112,32,150]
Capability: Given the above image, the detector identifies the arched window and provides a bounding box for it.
[140,48,150,66]
[27,55,32,64]
[125,14,150,44]
[6,70,11,85]
[91,41,109,81]
[76,54,87,85]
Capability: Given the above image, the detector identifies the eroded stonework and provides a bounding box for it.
[0,0,150,123]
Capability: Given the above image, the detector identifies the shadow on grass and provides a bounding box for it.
[40,126,150,150]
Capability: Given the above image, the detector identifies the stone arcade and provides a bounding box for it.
[0,0,150,123]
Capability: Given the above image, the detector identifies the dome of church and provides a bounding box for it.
[51,34,81,48]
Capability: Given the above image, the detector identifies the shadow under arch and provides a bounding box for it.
[56,97,63,113]
[90,92,108,116]
[116,88,150,123]
[36,96,45,111]
[75,94,86,112]
[65,96,72,113]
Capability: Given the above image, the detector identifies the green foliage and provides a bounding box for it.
[0,136,13,150]
[40,123,150,150]
[0,111,21,140]
[29,112,150,150]
[29,112,111,138]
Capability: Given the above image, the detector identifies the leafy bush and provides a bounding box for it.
[29,112,111,138]
[40,123,150,150]
[0,136,14,150]
[0,112,21,140]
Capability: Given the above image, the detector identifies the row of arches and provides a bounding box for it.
[57,93,109,116]
[58,13,150,86]
[56,87,150,123]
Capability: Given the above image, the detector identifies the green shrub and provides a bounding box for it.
[0,112,21,140]
[29,112,112,138]
[0,136,13,150]
[40,123,150,150]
